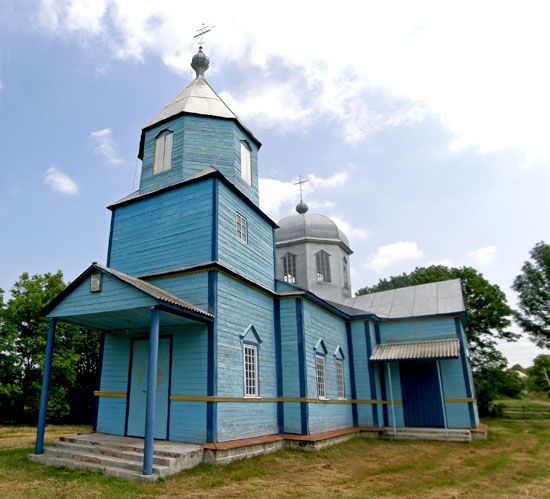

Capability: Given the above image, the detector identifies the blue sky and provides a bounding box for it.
[1,1,548,366]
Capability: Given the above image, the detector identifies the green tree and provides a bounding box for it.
[475,367,525,416]
[526,354,550,396]
[512,242,550,349]
[357,265,517,371]
[0,272,100,423]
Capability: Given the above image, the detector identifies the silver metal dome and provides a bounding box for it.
[275,213,352,254]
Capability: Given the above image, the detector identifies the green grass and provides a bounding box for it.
[0,420,548,498]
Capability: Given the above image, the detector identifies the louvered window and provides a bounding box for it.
[343,257,349,289]
[240,141,252,185]
[153,130,173,174]
[282,253,297,283]
[316,250,331,284]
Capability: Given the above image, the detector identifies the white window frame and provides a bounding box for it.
[315,354,327,399]
[240,141,252,185]
[316,250,331,284]
[282,252,297,284]
[336,359,345,399]
[153,130,173,174]
[243,344,258,397]
[236,212,248,243]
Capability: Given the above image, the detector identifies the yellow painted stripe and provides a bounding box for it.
[169,395,402,405]
[94,391,127,398]
[445,397,477,403]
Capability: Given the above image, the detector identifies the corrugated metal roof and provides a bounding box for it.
[370,338,460,361]
[95,264,213,318]
[347,279,465,318]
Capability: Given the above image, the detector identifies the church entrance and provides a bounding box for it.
[399,360,444,428]
[126,337,172,439]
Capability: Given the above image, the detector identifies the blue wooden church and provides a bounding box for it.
[32,47,482,478]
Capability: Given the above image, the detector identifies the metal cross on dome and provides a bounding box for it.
[293,175,308,203]
[194,23,215,47]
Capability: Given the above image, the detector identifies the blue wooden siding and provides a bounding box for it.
[48,273,155,318]
[384,362,404,427]
[140,117,186,194]
[146,272,209,312]
[140,115,259,204]
[215,273,278,441]
[96,333,130,435]
[169,324,208,443]
[279,299,301,433]
[217,182,275,290]
[108,180,213,276]
[439,358,472,428]
[379,317,457,343]
[302,302,353,433]
[350,320,376,426]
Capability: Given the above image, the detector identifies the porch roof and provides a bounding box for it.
[43,263,213,330]
[370,338,460,361]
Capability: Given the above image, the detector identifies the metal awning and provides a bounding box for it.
[370,338,460,361]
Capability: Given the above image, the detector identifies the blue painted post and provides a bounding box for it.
[143,307,160,475]
[386,362,397,437]
[436,360,449,439]
[34,318,56,455]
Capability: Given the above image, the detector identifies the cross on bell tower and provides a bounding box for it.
[294,175,309,214]
[194,23,215,49]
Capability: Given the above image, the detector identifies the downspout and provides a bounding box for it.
[436,359,449,440]
[386,362,397,438]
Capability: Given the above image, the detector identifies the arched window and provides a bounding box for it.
[240,141,252,185]
[153,130,173,174]
[282,253,297,283]
[343,257,349,289]
[316,250,331,284]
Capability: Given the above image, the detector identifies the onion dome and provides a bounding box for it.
[191,46,210,78]
[276,210,352,254]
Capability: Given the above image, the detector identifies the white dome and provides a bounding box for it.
[275,213,352,253]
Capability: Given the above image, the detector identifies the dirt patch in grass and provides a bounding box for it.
[0,420,548,498]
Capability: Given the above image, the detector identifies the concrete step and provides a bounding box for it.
[28,453,159,482]
[29,434,204,481]
[59,435,186,458]
[50,441,173,467]
[384,428,471,442]
[41,446,172,476]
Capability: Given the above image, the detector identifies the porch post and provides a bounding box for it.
[143,306,160,475]
[436,360,449,439]
[34,318,56,454]
[386,362,397,437]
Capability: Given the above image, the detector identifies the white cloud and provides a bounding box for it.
[365,241,424,272]
[308,172,348,189]
[259,170,350,220]
[44,167,79,195]
[34,1,550,166]
[329,215,369,241]
[467,245,497,265]
[90,128,123,165]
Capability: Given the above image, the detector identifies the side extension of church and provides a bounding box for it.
[33,47,481,473]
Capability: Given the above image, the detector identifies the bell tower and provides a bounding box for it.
[136,47,262,205]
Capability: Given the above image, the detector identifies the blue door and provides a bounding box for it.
[127,338,171,439]
[399,360,444,428]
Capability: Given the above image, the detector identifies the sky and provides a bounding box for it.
[0,0,548,367]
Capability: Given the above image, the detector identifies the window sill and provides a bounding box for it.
[243,395,261,399]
